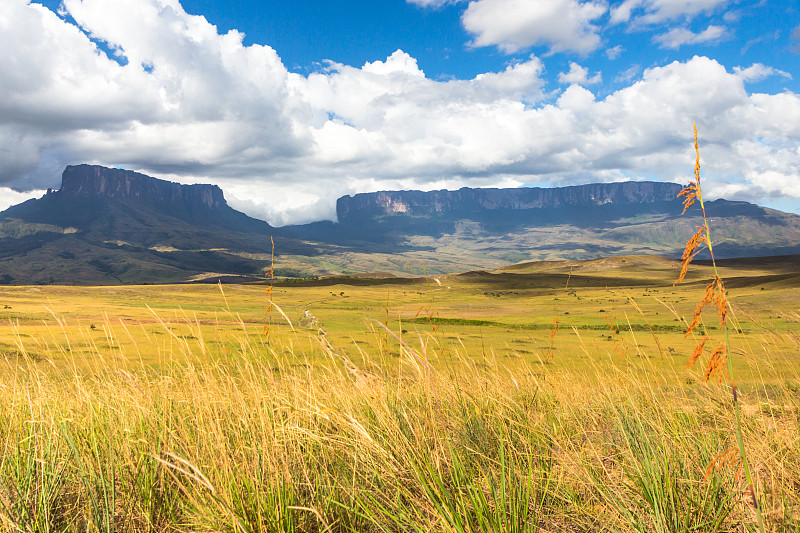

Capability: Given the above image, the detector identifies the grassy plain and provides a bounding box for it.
[0,255,798,531]
[2,255,798,379]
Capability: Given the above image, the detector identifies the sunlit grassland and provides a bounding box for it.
[1,257,798,379]
[0,257,798,531]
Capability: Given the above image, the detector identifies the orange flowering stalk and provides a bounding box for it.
[675,124,763,532]
[675,125,729,381]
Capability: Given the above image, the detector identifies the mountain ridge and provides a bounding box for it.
[1,165,800,284]
[336,181,685,221]
[58,164,227,210]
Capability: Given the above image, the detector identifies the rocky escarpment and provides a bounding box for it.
[336,182,684,221]
[0,164,308,284]
[2,164,799,284]
[57,164,226,211]
[12,164,275,237]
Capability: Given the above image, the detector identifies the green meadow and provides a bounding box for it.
[0,255,798,531]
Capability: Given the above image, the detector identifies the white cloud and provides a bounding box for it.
[289,51,548,184]
[605,45,624,59]
[722,9,741,23]
[1,1,800,225]
[653,25,727,49]
[406,0,463,6]
[733,63,792,83]
[0,188,46,213]
[558,62,602,85]
[611,0,729,25]
[0,0,309,201]
[461,0,607,54]
[614,64,640,83]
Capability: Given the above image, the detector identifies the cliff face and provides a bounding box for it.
[58,165,226,211]
[0,164,293,284]
[337,182,684,221]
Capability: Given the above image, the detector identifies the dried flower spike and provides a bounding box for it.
[674,123,765,532]
[687,335,709,367]
[686,276,727,336]
[703,343,727,382]
[675,226,707,285]
[676,124,703,214]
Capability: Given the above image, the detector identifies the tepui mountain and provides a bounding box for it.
[1,164,800,284]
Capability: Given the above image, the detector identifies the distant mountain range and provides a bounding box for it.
[1,165,799,284]
[0,165,319,284]
[283,181,800,270]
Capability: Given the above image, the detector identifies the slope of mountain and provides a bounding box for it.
[281,182,800,272]
[0,165,317,284]
[2,166,800,284]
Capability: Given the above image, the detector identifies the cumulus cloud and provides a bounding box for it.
[1,0,800,225]
[653,25,727,49]
[287,55,800,221]
[611,0,729,25]
[733,64,791,83]
[0,0,303,183]
[406,0,463,7]
[461,0,607,55]
[288,50,548,185]
[558,62,602,85]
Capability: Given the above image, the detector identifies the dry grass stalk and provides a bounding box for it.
[704,447,741,482]
[545,316,559,361]
[687,335,709,367]
[674,123,765,532]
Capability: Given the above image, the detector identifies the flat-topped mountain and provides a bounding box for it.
[284,181,800,272]
[26,165,265,234]
[337,182,683,221]
[0,165,320,284]
[59,164,226,210]
[1,165,800,284]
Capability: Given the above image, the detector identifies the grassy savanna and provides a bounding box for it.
[1,254,798,376]
[1,255,799,531]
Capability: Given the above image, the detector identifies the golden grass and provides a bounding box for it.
[0,284,798,532]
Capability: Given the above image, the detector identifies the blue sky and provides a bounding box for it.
[1,0,799,223]
[178,0,798,92]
